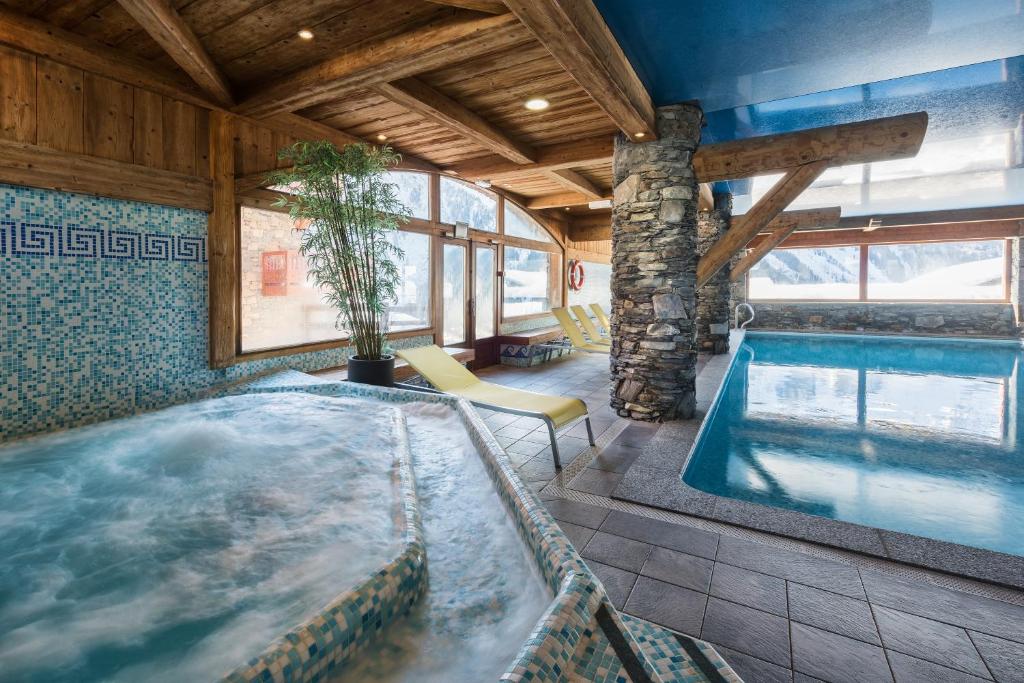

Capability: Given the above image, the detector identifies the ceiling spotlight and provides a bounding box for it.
[474,179,492,189]
[588,199,612,209]
[635,132,646,138]
[445,169,458,175]
[564,207,571,211]
[524,98,550,111]
[376,134,388,142]
[297,28,314,40]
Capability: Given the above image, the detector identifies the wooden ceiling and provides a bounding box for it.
[0,0,625,207]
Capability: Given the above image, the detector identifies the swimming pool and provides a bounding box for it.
[684,332,1024,561]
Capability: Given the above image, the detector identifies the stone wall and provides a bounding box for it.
[610,104,702,421]
[696,192,731,353]
[746,302,1018,337]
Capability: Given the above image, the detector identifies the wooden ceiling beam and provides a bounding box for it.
[751,219,1024,250]
[116,0,234,107]
[835,204,1024,230]
[731,206,842,281]
[694,112,929,183]
[374,77,535,164]
[0,7,438,174]
[527,191,608,210]
[543,168,604,199]
[425,0,507,14]
[447,112,928,183]
[504,0,655,141]
[235,12,523,119]
[697,160,828,288]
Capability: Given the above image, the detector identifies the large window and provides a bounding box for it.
[867,240,1006,300]
[568,260,611,314]
[440,177,497,231]
[387,231,431,331]
[504,202,553,242]
[749,239,1009,302]
[240,207,342,352]
[503,246,558,317]
[749,246,860,300]
[385,171,430,221]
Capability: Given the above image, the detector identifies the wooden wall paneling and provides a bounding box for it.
[255,123,275,171]
[162,97,196,174]
[0,45,36,142]
[194,105,210,177]
[208,110,236,368]
[36,57,84,153]
[132,87,163,166]
[83,72,134,162]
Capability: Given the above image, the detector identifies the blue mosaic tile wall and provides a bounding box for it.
[0,184,431,440]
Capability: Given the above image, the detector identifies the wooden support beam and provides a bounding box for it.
[425,0,507,14]
[835,204,1024,230]
[527,191,608,210]
[235,12,522,118]
[116,0,234,107]
[448,112,928,183]
[750,219,1024,250]
[0,137,212,210]
[374,77,534,164]
[504,0,655,141]
[731,206,842,281]
[693,112,929,183]
[447,135,613,180]
[543,168,603,199]
[208,110,236,368]
[697,160,828,288]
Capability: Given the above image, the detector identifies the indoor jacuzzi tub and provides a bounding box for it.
[0,371,739,682]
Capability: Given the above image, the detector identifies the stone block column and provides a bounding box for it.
[696,191,732,354]
[609,103,702,421]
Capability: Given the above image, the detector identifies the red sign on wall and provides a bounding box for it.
[261,251,288,296]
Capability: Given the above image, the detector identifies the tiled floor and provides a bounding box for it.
[474,352,1024,683]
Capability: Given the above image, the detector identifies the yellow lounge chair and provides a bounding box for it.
[395,345,595,469]
[570,305,611,345]
[551,308,610,353]
[590,303,611,334]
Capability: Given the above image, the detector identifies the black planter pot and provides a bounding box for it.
[347,355,395,387]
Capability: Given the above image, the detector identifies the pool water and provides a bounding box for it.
[0,393,403,682]
[334,402,549,682]
[684,332,1024,557]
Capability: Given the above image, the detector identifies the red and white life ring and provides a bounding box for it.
[567,259,586,291]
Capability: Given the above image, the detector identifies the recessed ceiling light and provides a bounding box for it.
[297,28,314,40]
[635,132,645,138]
[376,134,388,142]
[445,169,458,175]
[524,98,550,111]
[474,179,491,189]
[564,207,571,211]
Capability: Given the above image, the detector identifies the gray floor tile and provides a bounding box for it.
[788,582,879,645]
[582,531,652,573]
[495,424,532,439]
[599,510,720,559]
[872,605,990,678]
[588,443,643,473]
[709,563,787,617]
[520,429,553,445]
[641,546,714,593]
[586,559,637,610]
[886,650,990,683]
[709,642,793,683]
[716,536,864,598]
[569,469,624,496]
[516,453,558,482]
[701,596,791,668]
[791,622,893,683]
[969,631,1024,683]
[542,498,610,529]
[612,423,659,448]
[861,570,1024,644]
[556,520,596,550]
[623,576,707,637]
[505,438,548,458]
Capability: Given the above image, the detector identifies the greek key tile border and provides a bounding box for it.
[0,221,207,262]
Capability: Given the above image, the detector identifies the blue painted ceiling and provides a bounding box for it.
[593,0,1024,215]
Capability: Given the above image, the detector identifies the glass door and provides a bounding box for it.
[442,241,468,346]
[471,243,499,367]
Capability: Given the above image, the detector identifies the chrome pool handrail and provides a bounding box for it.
[735,303,755,329]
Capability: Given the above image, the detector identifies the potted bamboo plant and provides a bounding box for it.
[269,141,408,386]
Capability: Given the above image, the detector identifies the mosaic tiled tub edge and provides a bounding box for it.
[232,371,741,682]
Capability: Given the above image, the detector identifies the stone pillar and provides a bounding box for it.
[609,104,702,422]
[696,192,732,354]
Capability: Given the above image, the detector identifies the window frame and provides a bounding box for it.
[747,238,1012,304]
